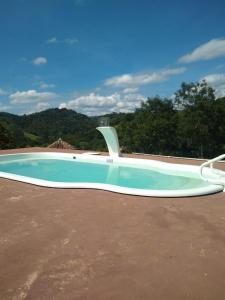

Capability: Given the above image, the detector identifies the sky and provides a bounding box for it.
[0,0,225,115]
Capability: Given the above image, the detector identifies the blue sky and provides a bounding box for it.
[0,0,225,115]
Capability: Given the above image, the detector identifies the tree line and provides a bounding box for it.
[0,81,225,158]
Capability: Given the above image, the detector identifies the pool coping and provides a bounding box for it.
[0,150,224,197]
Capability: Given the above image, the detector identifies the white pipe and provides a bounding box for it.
[200,154,225,190]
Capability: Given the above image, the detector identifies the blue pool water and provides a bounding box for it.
[0,158,208,190]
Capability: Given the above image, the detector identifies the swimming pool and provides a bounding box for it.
[0,152,224,197]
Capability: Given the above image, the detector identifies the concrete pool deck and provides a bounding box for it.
[0,148,225,300]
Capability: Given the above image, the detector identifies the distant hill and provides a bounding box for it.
[0,108,109,150]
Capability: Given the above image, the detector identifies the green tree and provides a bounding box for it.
[175,80,221,158]
[0,122,13,149]
[118,97,177,154]
[174,80,215,108]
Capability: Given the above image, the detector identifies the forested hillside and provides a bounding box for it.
[0,81,225,158]
[0,109,106,150]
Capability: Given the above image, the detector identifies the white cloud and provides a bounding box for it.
[64,38,79,45]
[122,87,139,94]
[26,102,51,115]
[10,90,56,104]
[179,38,225,63]
[202,73,225,97]
[47,37,79,45]
[104,67,186,88]
[59,103,67,109]
[47,37,57,44]
[216,64,225,70]
[65,92,120,109]
[32,57,47,65]
[0,88,8,96]
[0,102,10,112]
[59,92,146,115]
[39,82,55,89]
[36,102,50,111]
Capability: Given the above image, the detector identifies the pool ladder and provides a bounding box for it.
[199,154,225,190]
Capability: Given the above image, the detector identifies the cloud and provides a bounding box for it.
[32,57,47,65]
[10,90,56,104]
[64,92,120,109]
[47,37,79,45]
[64,38,79,45]
[0,88,8,96]
[0,102,10,112]
[216,64,225,70]
[39,82,55,89]
[179,38,225,63]
[59,92,146,115]
[36,102,50,111]
[47,37,57,44]
[59,103,67,109]
[25,102,51,115]
[104,67,186,88]
[122,87,139,94]
[202,73,225,97]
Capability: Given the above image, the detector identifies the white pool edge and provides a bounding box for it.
[0,152,224,197]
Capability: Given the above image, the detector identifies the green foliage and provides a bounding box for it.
[117,97,177,154]
[0,81,225,159]
[0,108,106,150]
[24,132,41,142]
[174,80,215,108]
[0,121,13,149]
[174,82,224,157]
[0,118,27,149]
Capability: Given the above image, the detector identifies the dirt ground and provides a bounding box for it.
[0,148,225,300]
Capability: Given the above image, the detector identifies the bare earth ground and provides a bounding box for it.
[0,148,225,300]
